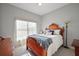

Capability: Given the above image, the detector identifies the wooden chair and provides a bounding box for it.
[0,36,13,56]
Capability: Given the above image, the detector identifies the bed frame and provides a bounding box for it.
[26,23,64,56]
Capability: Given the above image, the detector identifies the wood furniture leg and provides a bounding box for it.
[72,39,79,56]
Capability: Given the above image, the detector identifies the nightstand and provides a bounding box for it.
[72,39,79,56]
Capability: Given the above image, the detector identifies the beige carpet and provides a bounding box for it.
[22,47,75,56]
[53,47,75,56]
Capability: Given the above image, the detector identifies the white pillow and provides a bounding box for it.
[45,30,52,35]
[54,30,60,35]
[46,32,52,35]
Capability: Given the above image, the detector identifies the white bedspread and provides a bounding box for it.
[38,34,63,56]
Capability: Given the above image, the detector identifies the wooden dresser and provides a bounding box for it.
[72,39,79,56]
[0,36,13,56]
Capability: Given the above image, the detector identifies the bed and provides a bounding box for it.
[26,23,64,56]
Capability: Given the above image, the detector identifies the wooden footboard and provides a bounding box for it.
[26,37,47,56]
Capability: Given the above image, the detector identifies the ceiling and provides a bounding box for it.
[10,3,68,15]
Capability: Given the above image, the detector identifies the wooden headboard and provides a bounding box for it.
[48,23,64,37]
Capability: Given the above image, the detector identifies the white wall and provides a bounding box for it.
[0,4,2,35]
[42,4,79,47]
[0,4,42,46]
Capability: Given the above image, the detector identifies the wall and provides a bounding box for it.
[42,4,79,47]
[0,4,42,46]
[0,4,2,35]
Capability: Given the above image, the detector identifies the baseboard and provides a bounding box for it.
[68,46,75,50]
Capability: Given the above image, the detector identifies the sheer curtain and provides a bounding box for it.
[16,20,37,46]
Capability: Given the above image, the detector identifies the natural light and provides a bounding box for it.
[16,20,37,41]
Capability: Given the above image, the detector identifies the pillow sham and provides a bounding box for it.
[45,30,52,35]
[54,30,60,35]
[48,30,54,35]
[45,29,60,35]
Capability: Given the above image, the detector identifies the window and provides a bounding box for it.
[28,22,37,35]
[16,20,37,41]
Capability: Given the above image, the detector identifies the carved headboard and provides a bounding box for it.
[48,23,64,37]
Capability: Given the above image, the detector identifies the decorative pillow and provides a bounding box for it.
[45,29,60,35]
[54,30,60,35]
[49,30,54,35]
[45,30,52,35]
[46,32,52,35]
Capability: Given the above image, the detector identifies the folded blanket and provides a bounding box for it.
[29,34,52,50]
